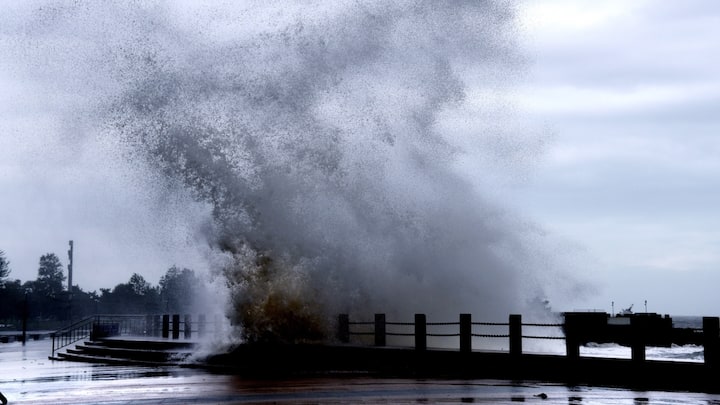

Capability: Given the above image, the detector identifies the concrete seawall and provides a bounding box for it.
[201,343,720,393]
[43,313,720,394]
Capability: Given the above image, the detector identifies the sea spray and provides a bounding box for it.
[3,1,573,344]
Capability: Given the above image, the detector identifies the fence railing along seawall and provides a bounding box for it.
[337,313,720,366]
[51,312,720,368]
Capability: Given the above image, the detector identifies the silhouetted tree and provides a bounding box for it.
[0,279,23,325]
[159,266,198,314]
[106,283,139,313]
[129,273,152,295]
[0,250,15,323]
[36,253,66,298]
[34,253,66,320]
[69,286,100,319]
[97,274,160,314]
[128,273,161,313]
[0,250,10,284]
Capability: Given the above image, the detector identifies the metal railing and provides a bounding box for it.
[339,313,563,355]
[50,316,95,358]
[338,313,720,367]
[50,313,222,358]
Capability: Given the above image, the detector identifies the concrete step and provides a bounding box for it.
[92,338,196,351]
[51,337,197,365]
[56,351,184,366]
[72,343,192,362]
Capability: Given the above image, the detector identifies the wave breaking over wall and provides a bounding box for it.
[3,1,578,343]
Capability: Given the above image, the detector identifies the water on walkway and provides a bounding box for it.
[2,340,720,404]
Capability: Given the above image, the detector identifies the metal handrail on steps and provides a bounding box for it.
[49,313,219,359]
[50,316,96,358]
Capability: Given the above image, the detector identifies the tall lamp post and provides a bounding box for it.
[67,240,74,321]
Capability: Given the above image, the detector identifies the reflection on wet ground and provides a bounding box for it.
[4,340,720,404]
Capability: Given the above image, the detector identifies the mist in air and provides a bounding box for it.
[2,1,584,342]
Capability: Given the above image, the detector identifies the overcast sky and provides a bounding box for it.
[1,1,719,316]
[512,0,720,315]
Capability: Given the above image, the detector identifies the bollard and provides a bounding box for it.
[415,314,427,351]
[703,317,720,368]
[509,314,522,357]
[460,314,472,353]
[337,314,350,343]
[172,314,180,339]
[375,314,386,346]
[198,314,206,337]
[563,313,580,360]
[162,314,170,338]
[184,314,192,339]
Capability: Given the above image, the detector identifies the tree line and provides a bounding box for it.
[0,249,206,329]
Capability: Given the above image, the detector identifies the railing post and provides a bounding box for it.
[198,314,206,337]
[704,317,720,368]
[144,315,153,336]
[172,314,180,339]
[153,315,161,337]
[509,314,522,357]
[337,314,350,343]
[184,314,192,339]
[22,293,28,346]
[460,313,471,353]
[375,313,386,346]
[631,316,647,363]
[415,314,427,351]
[563,313,580,360]
[162,314,170,338]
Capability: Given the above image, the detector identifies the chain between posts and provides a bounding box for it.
[340,313,567,351]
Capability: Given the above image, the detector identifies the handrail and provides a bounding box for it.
[50,315,151,357]
[340,313,720,367]
[49,313,221,358]
[342,313,565,354]
[52,316,96,335]
[50,316,96,358]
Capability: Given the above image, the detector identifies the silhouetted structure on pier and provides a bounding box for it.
[563,311,703,348]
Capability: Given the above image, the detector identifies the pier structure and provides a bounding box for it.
[40,312,720,393]
[338,312,720,367]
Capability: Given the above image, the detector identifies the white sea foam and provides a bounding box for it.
[579,342,704,363]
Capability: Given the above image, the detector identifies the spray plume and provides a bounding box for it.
[3,1,572,343]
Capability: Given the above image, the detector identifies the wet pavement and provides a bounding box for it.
[3,340,720,404]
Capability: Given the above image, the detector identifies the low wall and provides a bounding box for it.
[204,343,720,393]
